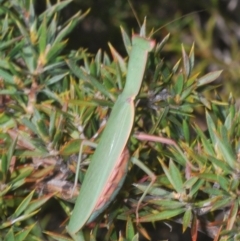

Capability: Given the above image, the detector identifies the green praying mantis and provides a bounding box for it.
[67,19,156,238]
[66,11,205,238]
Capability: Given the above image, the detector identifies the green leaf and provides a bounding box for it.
[197,70,222,87]
[0,36,22,50]
[103,52,111,65]
[134,183,171,197]
[94,49,102,76]
[206,111,217,146]
[113,59,124,90]
[168,160,184,193]
[181,44,190,78]
[139,208,185,222]
[172,59,181,73]
[59,139,81,156]
[211,197,232,211]
[227,201,238,230]
[46,40,67,62]
[149,199,185,209]
[180,85,195,102]
[55,10,89,44]
[189,43,195,71]
[156,33,170,53]
[188,179,205,198]
[184,177,199,189]
[108,43,127,73]
[174,74,184,95]
[21,45,37,73]
[36,119,50,142]
[53,20,76,44]
[3,210,39,228]
[194,196,221,209]
[39,0,73,21]
[45,72,69,85]
[4,227,15,241]
[120,26,132,56]
[0,69,14,84]
[131,234,139,241]
[38,17,47,55]
[224,112,233,131]
[194,124,215,156]
[13,190,35,217]
[47,229,86,241]
[49,110,57,139]
[7,134,18,172]
[0,184,11,197]
[24,194,53,215]
[90,232,97,241]
[40,88,63,104]
[67,59,115,100]
[47,13,57,42]
[20,117,38,135]
[199,173,229,191]
[0,112,16,130]
[0,89,17,95]
[10,166,34,185]
[203,187,227,196]
[182,209,192,233]
[15,223,35,241]
[182,119,190,144]
[126,217,135,240]
[216,135,236,169]
[208,155,233,174]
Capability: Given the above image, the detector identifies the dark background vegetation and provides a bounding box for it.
[36,0,240,98]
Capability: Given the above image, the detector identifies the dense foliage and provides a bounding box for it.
[0,1,239,241]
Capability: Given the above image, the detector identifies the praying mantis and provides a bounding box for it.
[66,11,205,239]
[67,19,156,238]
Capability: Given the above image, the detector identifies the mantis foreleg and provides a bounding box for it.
[72,140,98,196]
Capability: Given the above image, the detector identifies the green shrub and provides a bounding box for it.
[0,1,239,241]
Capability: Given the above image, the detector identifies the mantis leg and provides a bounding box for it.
[130,157,157,222]
[72,140,98,196]
[132,132,185,222]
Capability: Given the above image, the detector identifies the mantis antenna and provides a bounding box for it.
[128,0,206,37]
